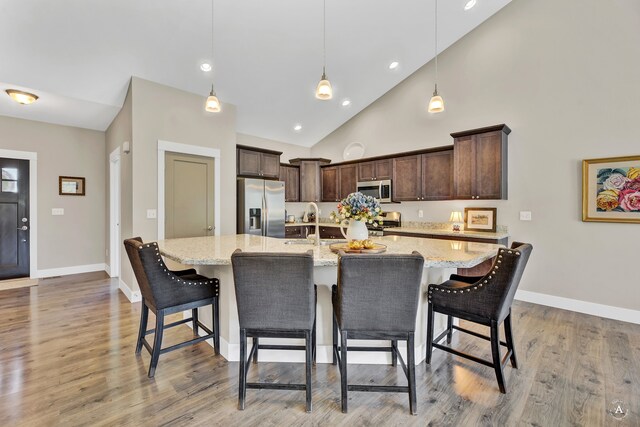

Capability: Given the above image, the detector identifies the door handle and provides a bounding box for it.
[18,226,28,231]
[207,226,213,231]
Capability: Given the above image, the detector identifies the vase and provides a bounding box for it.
[340,219,369,241]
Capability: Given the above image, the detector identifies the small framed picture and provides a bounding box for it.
[582,155,640,223]
[464,207,497,232]
[59,176,85,196]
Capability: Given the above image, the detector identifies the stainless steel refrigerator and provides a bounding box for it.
[237,178,285,238]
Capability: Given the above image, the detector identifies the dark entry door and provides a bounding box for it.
[0,158,30,279]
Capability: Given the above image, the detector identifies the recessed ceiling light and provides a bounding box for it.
[341,99,351,107]
[293,124,302,132]
[5,89,39,105]
[388,61,399,70]
[464,0,477,11]
[200,63,212,72]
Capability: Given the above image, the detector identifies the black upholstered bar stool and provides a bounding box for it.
[332,250,425,415]
[231,249,316,412]
[425,242,532,393]
[124,237,220,378]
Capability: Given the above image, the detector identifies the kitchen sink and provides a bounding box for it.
[284,239,346,246]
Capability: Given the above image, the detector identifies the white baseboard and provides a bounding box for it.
[35,263,107,279]
[119,279,141,303]
[104,264,111,275]
[515,290,640,325]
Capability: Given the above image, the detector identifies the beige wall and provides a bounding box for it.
[105,84,133,287]
[0,116,105,271]
[311,0,640,311]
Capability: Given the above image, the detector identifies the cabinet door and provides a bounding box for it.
[261,153,281,179]
[285,226,303,238]
[475,131,506,199]
[357,161,375,181]
[453,135,475,199]
[300,161,320,202]
[321,166,339,202]
[237,149,261,177]
[338,164,358,199]
[375,159,392,180]
[319,226,344,239]
[280,165,300,202]
[421,150,453,200]
[392,155,421,201]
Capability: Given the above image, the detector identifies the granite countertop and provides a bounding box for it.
[158,234,502,269]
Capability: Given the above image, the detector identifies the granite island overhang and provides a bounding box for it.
[158,234,502,364]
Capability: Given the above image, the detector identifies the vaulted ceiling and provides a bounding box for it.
[0,0,511,146]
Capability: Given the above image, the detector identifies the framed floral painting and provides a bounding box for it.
[582,155,640,223]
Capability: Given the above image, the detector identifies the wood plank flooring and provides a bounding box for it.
[0,272,638,426]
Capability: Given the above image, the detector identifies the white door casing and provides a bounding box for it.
[109,147,121,277]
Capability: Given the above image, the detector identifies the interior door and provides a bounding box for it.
[165,153,215,239]
[0,158,30,279]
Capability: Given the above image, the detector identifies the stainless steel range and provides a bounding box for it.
[367,211,401,237]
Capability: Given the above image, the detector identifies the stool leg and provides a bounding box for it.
[252,337,259,364]
[332,312,338,365]
[504,312,518,369]
[213,297,220,354]
[305,330,313,413]
[192,308,199,337]
[239,329,247,410]
[391,340,398,367]
[148,309,165,378]
[446,315,453,344]
[425,304,434,365]
[312,316,317,365]
[490,320,506,393]
[136,301,149,354]
[407,332,417,415]
[340,330,348,413]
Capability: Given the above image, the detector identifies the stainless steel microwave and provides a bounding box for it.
[356,180,392,203]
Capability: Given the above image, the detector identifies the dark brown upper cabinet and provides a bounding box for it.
[289,158,331,202]
[322,164,357,202]
[357,159,392,181]
[237,145,281,179]
[392,149,453,201]
[452,124,510,200]
[279,163,300,202]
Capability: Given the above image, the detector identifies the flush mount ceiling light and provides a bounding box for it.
[204,0,221,112]
[315,0,333,100]
[341,99,351,107]
[200,62,212,72]
[293,124,303,132]
[6,89,39,105]
[388,61,399,70]
[428,0,445,113]
[464,0,477,11]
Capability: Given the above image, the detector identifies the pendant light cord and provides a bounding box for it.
[323,0,327,74]
[434,0,438,90]
[211,0,215,91]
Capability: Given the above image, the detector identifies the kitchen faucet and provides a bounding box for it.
[306,202,320,246]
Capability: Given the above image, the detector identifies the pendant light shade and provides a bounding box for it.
[429,0,445,113]
[315,0,332,101]
[315,69,333,100]
[204,0,221,113]
[205,86,221,113]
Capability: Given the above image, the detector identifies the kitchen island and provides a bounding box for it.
[158,234,502,364]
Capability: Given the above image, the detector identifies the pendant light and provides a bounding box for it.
[428,0,445,113]
[205,0,221,112]
[315,0,333,100]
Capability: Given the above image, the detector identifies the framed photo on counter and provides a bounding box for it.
[464,207,497,232]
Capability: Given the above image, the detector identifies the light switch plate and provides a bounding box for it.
[418,210,424,218]
[52,208,64,216]
[146,209,157,219]
[520,211,532,221]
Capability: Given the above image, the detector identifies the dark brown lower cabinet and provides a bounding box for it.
[319,226,343,239]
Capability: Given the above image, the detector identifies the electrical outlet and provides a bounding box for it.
[52,208,64,216]
[418,210,424,218]
[147,209,157,219]
[520,211,532,221]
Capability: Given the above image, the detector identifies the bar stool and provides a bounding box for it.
[124,237,220,378]
[332,250,424,415]
[231,249,316,412]
[426,242,532,393]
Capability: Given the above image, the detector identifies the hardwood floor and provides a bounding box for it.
[1,272,638,426]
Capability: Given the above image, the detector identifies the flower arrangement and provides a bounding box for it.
[596,167,640,211]
[329,192,383,226]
